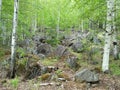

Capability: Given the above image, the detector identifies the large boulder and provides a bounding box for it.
[60,35,76,46]
[32,35,46,45]
[17,38,31,48]
[72,42,84,53]
[74,69,99,83]
[54,45,69,57]
[37,43,53,56]
[0,69,8,78]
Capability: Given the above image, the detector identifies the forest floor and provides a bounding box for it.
[0,59,120,90]
[0,46,120,90]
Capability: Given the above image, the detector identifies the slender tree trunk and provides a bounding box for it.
[10,0,19,78]
[102,0,114,72]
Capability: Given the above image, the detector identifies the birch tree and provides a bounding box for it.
[10,0,19,78]
[102,0,115,72]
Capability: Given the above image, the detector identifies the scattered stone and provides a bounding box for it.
[60,36,75,46]
[32,35,46,45]
[40,82,54,86]
[40,66,48,74]
[0,70,8,78]
[54,45,69,57]
[37,43,53,56]
[58,78,66,82]
[72,42,84,53]
[38,54,45,59]
[41,66,58,74]
[90,61,99,65]
[24,62,41,79]
[74,69,99,83]
[66,56,80,70]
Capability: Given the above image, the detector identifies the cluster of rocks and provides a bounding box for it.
[74,69,99,83]
[15,31,102,84]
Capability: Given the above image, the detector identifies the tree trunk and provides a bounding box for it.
[102,0,114,72]
[10,0,19,78]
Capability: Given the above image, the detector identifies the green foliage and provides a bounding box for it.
[46,29,60,46]
[9,77,19,89]
[110,62,120,75]
[41,58,58,66]
[0,50,5,56]
[17,47,26,58]
[47,38,60,46]
[17,58,27,66]
[55,69,62,75]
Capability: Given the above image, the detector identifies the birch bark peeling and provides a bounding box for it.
[102,0,114,72]
[10,0,19,78]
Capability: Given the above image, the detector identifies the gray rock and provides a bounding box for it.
[41,66,58,75]
[72,42,84,53]
[37,43,52,56]
[41,66,48,74]
[38,54,45,59]
[66,56,79,70]
[61,36,75,46]
[0,69,8,78]
[55,45,69,57]
[75,69,99,83]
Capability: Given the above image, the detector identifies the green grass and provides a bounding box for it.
[110,62,120,75]
[9,77,19,89]
[41,58,58,66]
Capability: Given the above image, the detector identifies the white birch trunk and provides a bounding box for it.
[10,0,19,78]
[102,0,114,72]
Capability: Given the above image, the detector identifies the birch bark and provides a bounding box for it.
[102,0,114,72]
[10,0,19,78]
